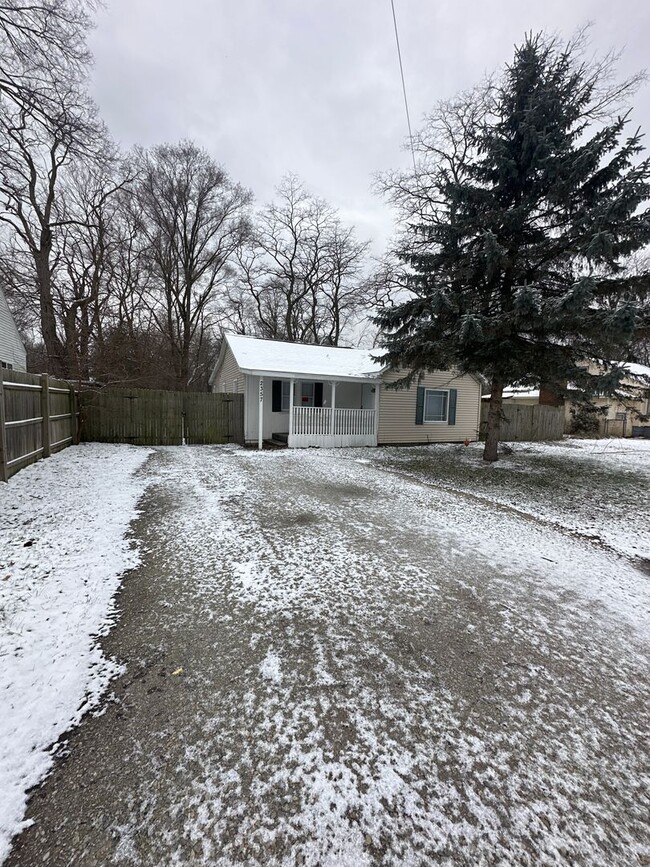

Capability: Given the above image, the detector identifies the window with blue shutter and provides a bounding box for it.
[418,387,457,423]
[448,388,457,425]
[415,387,425,424]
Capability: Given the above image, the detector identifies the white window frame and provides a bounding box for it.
[281,380,290,412]
[423,388,449,423]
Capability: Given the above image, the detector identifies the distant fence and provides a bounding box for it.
[0,369,78,480]
[79,388,244,446]
[480,403,565,442]
[602,417,627,438]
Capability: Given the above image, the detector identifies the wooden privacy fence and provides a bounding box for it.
[480,402,565,442]
[0,369,78,480]
[79,388,244,446]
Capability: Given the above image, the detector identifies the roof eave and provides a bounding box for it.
[240,366,384,383]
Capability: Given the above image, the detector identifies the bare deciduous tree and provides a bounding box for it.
[134,142,252,389]
[0,0,105,376]
[222,175,372,345]
[54,154,134,379]
[0,86,105,375]
[0,0,94,121]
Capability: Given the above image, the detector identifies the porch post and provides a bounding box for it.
[258,377,264,451]
[288,379,295,441]
[373,380,381,444]
[330,381,337,436]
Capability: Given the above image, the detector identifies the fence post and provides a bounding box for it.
[69,383,79,444]
[0,368,7,482]
[41,373,51,458]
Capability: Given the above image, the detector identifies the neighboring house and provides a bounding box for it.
[482,387,542,407]
[0,287,27,372]
[483,362,650,437]
[569,361,650,437]
[209,333,482,449]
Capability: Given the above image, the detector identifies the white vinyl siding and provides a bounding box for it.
[0,288,27,372]
[378,369,481,444]
[211,343,245,394]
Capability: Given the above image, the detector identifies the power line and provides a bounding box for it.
[389,0,418,178]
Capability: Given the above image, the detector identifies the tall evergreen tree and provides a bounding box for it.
[376,33,650,460]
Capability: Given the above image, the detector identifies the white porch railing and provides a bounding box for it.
[293,406,332,436]
[333,408,376,436]
[290,406,376,448]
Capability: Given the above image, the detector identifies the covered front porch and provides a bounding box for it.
[248,376,380,449]
[291,404,377,447]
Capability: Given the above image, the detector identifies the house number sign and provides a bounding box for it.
[259,379,264,402]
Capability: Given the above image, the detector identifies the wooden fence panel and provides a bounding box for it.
[80,389,243,446]
[227,393,244,445]
[184,393,243,445]
[80,388,184,445]
[2,377,243,480]
[480,403,565,442]
[2,370,43,477]
[49,378,76,453]
[0,369,77,480]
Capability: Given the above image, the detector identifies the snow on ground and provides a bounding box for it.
[47,444,645,867]
[4,442,650,866]
[369,437,650,563]
[221,444,650,636]
[0,444,151,863]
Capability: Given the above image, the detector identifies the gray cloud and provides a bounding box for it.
[88,0,650,251]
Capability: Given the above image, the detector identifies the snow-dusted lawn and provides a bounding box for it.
[3,439,650,866]
[370,437,650,562]
[0,445,151,862]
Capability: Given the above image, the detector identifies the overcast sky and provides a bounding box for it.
[88,0,650,252]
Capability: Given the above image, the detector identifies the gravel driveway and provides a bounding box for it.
[7,445,650,866]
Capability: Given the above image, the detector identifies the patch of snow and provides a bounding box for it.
[622,361,650,380]
[482,387,540,400]
[259,650,282,684]
[0,444,151,862]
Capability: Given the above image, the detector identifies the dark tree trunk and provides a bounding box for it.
[483,378,504,462]
[34,245,66,377]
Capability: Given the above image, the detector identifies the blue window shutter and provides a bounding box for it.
[448,388,457,425]
[415,387,425,424]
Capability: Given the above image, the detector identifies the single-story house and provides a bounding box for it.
[483,362,650,437]
[0,286,26,372]
[209,333,482,449]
